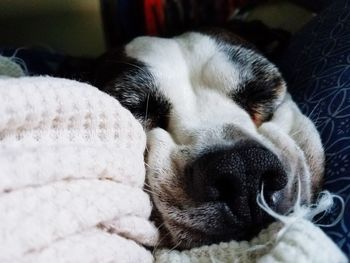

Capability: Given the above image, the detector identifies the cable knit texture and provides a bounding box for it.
[155,219,348,263]
[0,67,347,263]
[0,76,156,263]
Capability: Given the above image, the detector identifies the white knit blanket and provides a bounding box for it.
[0,76,157,263]
[155,193,349,263]
[0,71,347,262]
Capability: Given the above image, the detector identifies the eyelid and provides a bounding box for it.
[252,114,263,127]
[252,112,274,127]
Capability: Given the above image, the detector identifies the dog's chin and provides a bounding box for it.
[149,179,311,250]
[149,191,290,250]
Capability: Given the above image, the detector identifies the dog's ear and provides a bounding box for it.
[55,47,134,86]
[55,56,96,82]
[90,48,172,130]
[224,19,291,59]
[90,47,135,87]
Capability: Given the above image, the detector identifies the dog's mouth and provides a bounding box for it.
[147,178,297,250]
[145,119,321,250]
[149,197,277,250]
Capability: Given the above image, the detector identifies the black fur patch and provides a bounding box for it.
[203,30,285,123]
[232,62,284,124]
[199,27,258,51]
[91,49,171,130]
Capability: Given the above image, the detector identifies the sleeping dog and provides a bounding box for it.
[86,30,325,249]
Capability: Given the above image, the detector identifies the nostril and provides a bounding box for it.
[186,150,245,202]
[186,143,287,209]
[183,144,289,243]
[214,175,240,202]
[261,168,288,192]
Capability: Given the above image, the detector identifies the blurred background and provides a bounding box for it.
[0,0,104,56]
[0,0,313,57]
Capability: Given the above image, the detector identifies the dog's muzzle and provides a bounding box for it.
[185,140,288,240]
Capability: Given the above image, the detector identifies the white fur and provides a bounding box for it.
[126,33,257,146]
[127,32,325,246]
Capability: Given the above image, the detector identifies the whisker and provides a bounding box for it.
[155,221,166,232]
[290,128,303,137]
[145,144,150,154]
[144,92,150,124]
[279,145,290,154]
[167,240,182,254]
[143,181,162,198]
[144,162,152,169]
[143,188,162,198]
[143,181,152,188]
[152,229,171,253]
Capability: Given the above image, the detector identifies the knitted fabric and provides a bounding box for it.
[155,192,348,263]
[155,219,348,263]
[0,76,157,263]
[0,61,347,262]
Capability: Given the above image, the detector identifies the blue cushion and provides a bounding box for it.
[277,0,350,257]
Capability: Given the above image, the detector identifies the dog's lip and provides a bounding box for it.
[146,152,295,249]
[149,188,287,249]
[161,200,273,236]
[167,216,272,250]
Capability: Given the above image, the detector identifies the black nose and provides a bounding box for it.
[186,141,287,237]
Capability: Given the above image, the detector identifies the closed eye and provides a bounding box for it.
[231,79,286,126]
[92,49,172,130]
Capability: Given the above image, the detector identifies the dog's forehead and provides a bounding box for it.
[124,32,246,95]
[94,32,286,131]
[123,32,285,124]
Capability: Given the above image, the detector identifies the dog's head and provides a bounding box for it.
[93,31,325,249]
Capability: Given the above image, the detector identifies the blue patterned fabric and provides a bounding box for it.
[277,0,350,257]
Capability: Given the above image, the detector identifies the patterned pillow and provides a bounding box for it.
[277,0,350,257]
